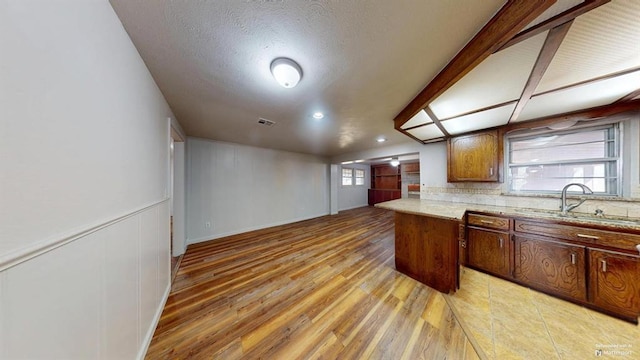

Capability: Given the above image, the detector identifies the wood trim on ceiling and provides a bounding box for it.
[393,0,557,132]
[497,0,610,52]
[438,100,518,122]
[616,88,640,103]
[508,21,573,123]
[398,129,427,144]
[532,67,640,97]
[504,99,640,132]
[424,107,450,137]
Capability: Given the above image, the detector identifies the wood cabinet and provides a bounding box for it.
[394,212,459,293]
[368,189,401,205]
[514,235,586,301]
[468,228,511,278]
[513,217,640,323]
[589,248,640,319]
[466,213,511,279]
[447,130,501,182]
[369,164,401,205]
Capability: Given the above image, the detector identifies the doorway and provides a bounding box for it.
[170,124,185,281]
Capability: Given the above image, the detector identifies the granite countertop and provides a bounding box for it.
[375,198,640,231]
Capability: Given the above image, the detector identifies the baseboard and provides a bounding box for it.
[338,204,369,212]
[187,211,330,245]
[137,282,171,360]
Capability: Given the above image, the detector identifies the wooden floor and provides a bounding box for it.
[146,206,480,359]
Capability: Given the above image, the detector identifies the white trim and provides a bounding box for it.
[0,198,170,272]
[137,282,171,360]
[187,211,330,245]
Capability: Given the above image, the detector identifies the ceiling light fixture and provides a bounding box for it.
[376,137,386,143]
[270,58,302,88]
[390,157,400,167]
[313,112,324,119]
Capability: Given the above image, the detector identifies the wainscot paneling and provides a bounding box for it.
[0,201,170,360]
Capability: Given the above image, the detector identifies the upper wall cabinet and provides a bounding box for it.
[447,129,502,182]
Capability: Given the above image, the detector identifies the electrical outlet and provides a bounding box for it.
[205,221,211,229]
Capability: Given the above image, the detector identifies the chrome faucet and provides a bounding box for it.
[560,183,593,215]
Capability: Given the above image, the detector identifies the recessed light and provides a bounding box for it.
[376,137,386,143]
[313,112,324,119]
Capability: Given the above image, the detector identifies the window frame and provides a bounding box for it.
[505,122,622,197]
[342,167,354,186]
[355,169,365,186]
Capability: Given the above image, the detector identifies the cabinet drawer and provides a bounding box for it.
[514,220,640,253]
[468,213,510,231]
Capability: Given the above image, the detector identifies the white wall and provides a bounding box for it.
[0,1,174,358]
[187,138,330,243]
[338,164,370,211]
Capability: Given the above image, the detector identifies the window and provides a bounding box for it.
[507,123,620,195]
[355,169,365,185]
[342,168,353,186]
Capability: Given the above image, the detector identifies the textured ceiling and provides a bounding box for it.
[108,0,504,156]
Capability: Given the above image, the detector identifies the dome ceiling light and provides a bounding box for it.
[270,58,302,88]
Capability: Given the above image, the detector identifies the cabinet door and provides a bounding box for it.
[589,249,640,319]
[447,130,500,182]
[514,236,586,301]
[467,228,510,278]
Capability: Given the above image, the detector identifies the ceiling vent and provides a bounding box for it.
[258,118,275,126]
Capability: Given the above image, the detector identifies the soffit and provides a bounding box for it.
[394,0,640,143]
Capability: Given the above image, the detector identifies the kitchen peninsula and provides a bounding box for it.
[377,198,640,323]
[375,199,469,293]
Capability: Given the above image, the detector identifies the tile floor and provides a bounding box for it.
[446,267,639,360]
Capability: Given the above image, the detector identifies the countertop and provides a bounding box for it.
[375,198,640,231]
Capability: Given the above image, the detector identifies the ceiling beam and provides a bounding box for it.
[393,0,556,131]
[504,99,640,132]
[497,0,610,52]
[508,21,573,123]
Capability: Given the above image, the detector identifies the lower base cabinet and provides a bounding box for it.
[589,249,640,319]
[514,235,586,302]
[467,228,510,278]
[465,213,640,323]
[394,212,458,293]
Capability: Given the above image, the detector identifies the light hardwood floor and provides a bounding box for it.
[146,206,480,359]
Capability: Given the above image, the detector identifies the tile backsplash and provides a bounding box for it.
[421,185,640,219]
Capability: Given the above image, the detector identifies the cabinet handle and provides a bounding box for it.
[570,253,576,265]
[499,237,504,248]
[480,220,494,224]
[636,244,640,255]
[489,167,494,176]
[601,259,607,272]
[576,233,599,240]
